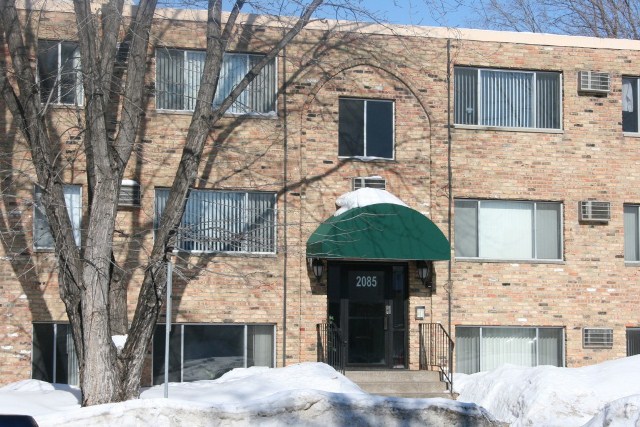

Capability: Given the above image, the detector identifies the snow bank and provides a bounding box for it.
[4,363,500,427]
[455,355,640,426]
[334,188,407,216]
[583,395,640,427]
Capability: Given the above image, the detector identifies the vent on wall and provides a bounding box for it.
[119,180,141,207]
[583,328,613,349]
[579,201,610,222]
[578,71,611,94]
[352,176,386,191]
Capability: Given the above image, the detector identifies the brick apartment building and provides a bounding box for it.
[2,1,640,387]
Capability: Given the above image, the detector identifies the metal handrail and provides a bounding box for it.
[419,322,454,391]
[316,322,346,374]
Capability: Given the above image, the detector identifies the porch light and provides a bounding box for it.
[416,260,431,288]
[310,258,324,283]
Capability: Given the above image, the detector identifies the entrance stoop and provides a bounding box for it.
[345,370,456,399]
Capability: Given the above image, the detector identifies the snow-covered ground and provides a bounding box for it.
[0,363,497,427]
[455,354,640,426]
[2,357,640,426]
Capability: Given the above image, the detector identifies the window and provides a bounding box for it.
[627,328,640,356]
[33,185,82,250]
[155,49,276,113]
[624,205,640,261]
[623,77,640,132]
[454,67,561,130]
[152,324,275,384]
[339,98,394,159]
[455,200,562,261]
[456,326,564,374]
[37,40,82,105]
[32,323,79,385]
[352,176,386,190]
[154,189,276,253]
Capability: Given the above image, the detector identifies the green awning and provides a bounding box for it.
[306,203,450,261]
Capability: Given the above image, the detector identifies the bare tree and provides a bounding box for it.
[0,0,337,406]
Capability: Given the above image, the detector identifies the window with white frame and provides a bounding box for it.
[33,185,82,250]
[32,323,79,385]
[151,324,275,384]
[456,326,564,374]
[624,204,640,261]
[454,67,562,130]
[454,199,562,261]
[154,189,276,253]
[155,49,276,114]
[339,98,394,159]
[623,77,640,132]
[37,40,83,105]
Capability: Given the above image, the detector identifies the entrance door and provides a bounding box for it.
[328,263,407,368]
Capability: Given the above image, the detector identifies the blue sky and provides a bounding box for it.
[219,1,476,29]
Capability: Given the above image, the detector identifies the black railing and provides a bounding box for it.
[419,322,454,390]
[316,322,346,374]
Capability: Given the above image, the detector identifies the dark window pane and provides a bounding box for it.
[454,67,478,125]
[59,42,78,104]
[32,323,54,382]
[627,328,640,356]
[623,78,638,132]
[38,41,59,104]
[536,72,561,129]
[183,325,244,381]
[366,101,393,158]
[55,324,76,384]
[339,99,364,156]
[454,200,478,257]
[152,325,183,385]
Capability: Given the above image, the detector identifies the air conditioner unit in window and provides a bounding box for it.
[578,71,610,94]
[583,328,613,349]
[119,180,141,207]
[352,177,386,191]
[579,200,610,222]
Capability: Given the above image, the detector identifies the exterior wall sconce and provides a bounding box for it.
[309,258,324,283]
[415,305,426,320]
[416,260,434,290]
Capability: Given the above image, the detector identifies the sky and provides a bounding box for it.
[3,357,640,426]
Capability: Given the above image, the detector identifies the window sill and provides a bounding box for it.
[154,109,278,119]
[338,156,395,162]
[173,250,277,258]
[625,261,640,266]
[455,257,565,265]
[453,124,563,134]
[623,132,640,138]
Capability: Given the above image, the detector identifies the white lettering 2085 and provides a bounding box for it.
[355,276,377,287]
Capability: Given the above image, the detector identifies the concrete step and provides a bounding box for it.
[357,381,447,394]
[344,370,455,399]
[345,369,441,383]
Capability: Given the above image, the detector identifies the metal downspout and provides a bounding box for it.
[282,44,288,368]
[446,38,454,391]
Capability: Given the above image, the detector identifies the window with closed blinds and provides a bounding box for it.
[454,67,561,130]
[624,205,640,262]
[155,189,276,254]
[156,49,276,114]
[454,199,562,261]
[456,326,564,374]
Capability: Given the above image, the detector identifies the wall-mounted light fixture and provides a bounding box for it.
[415,305,426,320]
[308,258,324,283]
[416,260,431,288]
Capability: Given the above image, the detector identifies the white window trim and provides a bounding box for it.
[154,49,278,115]
[454,67,563,131]
[623,77,640,134]
[337,97,396,161]
[455,199,564,262]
